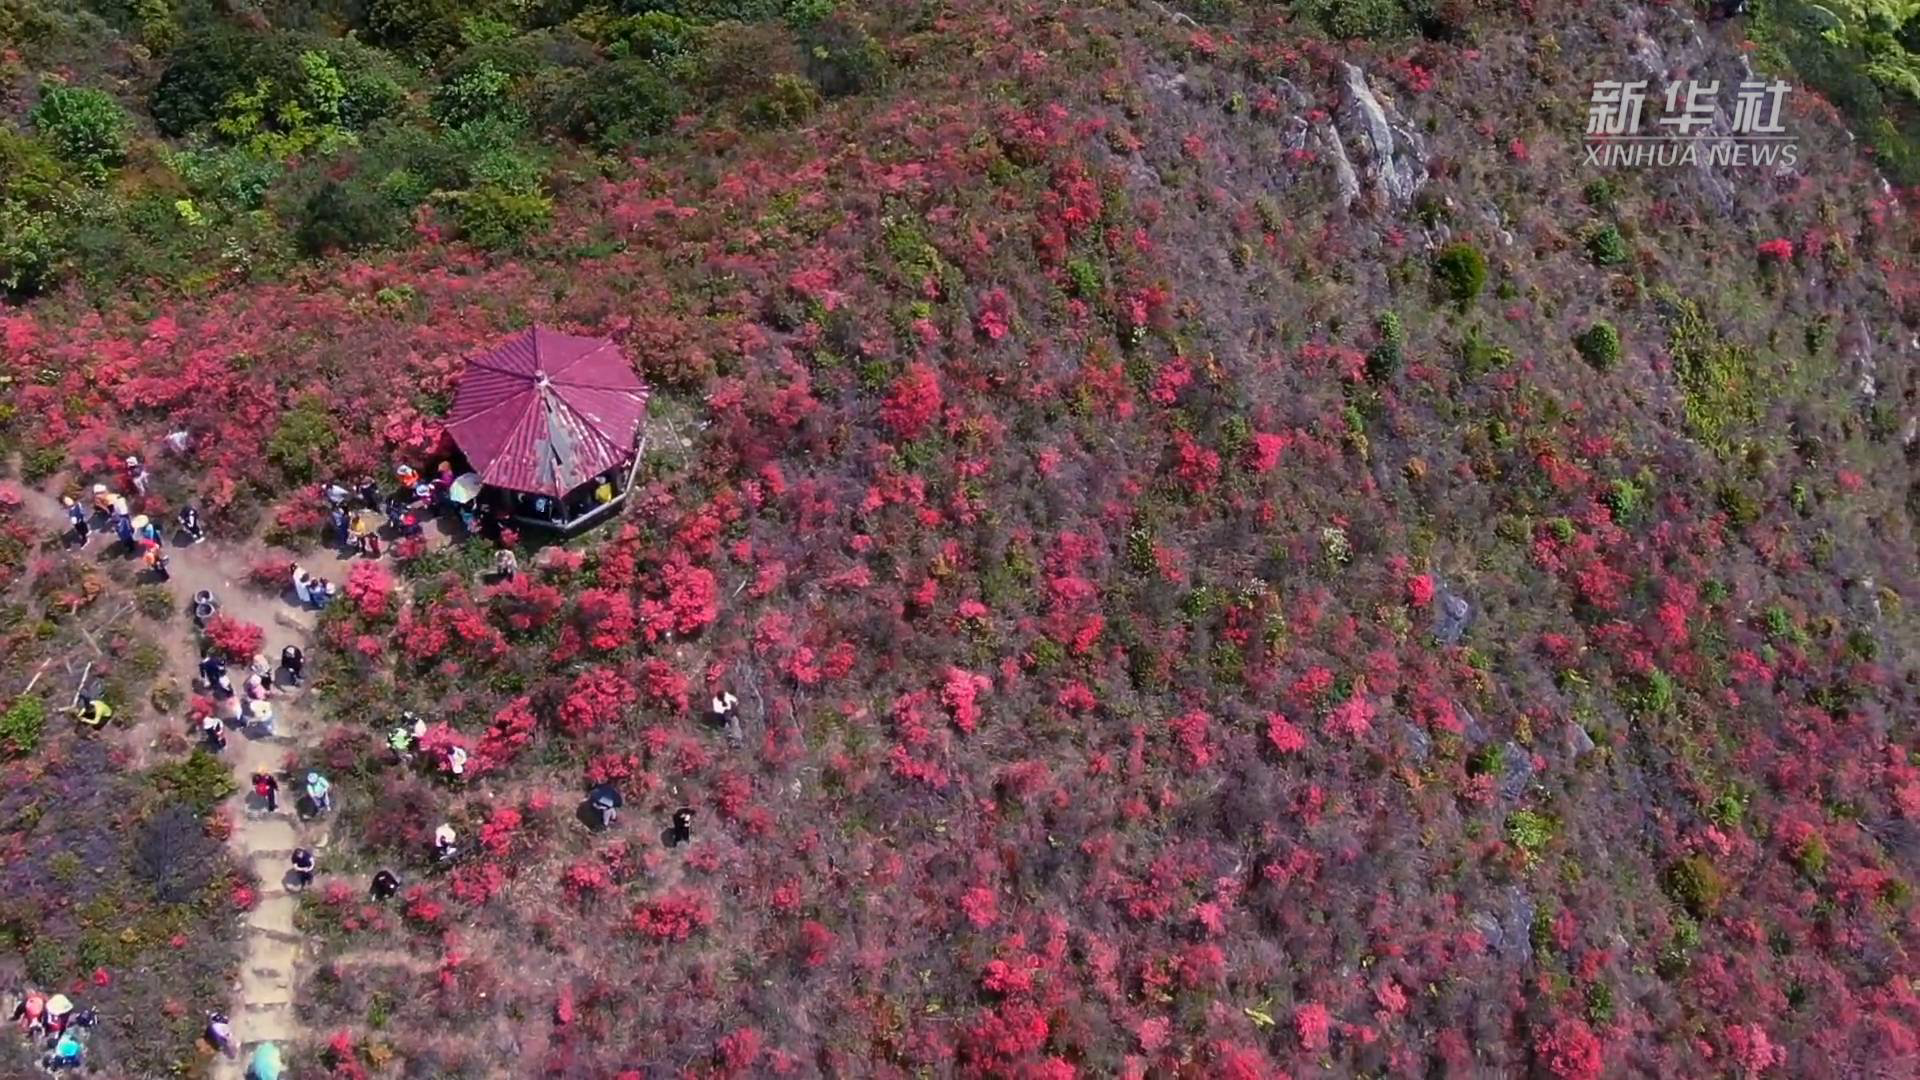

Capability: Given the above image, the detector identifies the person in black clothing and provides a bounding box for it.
[370,870,400,901]
[290,848,315,890]
[281,644,305,687]
[178,504,205,544]
[200,653,229,693]
[668,807,695,847]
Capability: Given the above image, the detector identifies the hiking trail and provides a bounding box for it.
[146,538,353,1080]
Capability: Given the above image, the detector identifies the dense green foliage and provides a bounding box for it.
[0,696,44,758]
[30,84,128,181]
[1576,319,1622,370]
[1751,0,1920,184]
[0,0,870,296]
[1432,242,1487,305]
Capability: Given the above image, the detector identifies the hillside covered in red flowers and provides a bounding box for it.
[5,0,1920,1077]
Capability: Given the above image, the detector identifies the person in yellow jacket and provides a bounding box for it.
[73,697,112,728]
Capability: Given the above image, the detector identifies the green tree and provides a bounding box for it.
[1585,224,1629,266]
[1575,320,1622,369]
[267,395,341,481]
[0,200,64,296]
[432,61,525,129]
[553,57,686,147]
[30,84,129,181]
[1432,242,1486,306]
[442,186,553,249]
[296,179,407,255]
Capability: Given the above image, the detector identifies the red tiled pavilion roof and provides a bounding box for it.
[445,326,649,498]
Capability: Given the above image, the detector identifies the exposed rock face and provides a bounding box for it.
[1319,122,1361,206]
[1338,62,1427,209]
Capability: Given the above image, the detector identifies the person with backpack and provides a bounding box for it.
[178,504,205,544]
[44,1032,83,1071]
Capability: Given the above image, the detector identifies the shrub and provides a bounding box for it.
[0,200,64,296]
[1432,242,1486,305]
[1575,320,1621,369]
[1584,224,1629,266]
[1367,309,1404,381]
[132,801,223,902]
[1505,810,1556,856]
[1,696,46,757]
[365,0,465,59]
[432,61,526,129]
[267,395,342,482]
[606,12,703,61]
[0,130,75,207]
[745,73,821,128]
[149,750,237,814]
[135,585,177,621]
[31,84,129,181]
[202,613,266,662]
[441,186,553,249]
[1659,291,1762,455]
[802,13,889,96]
[296,179,407,256]
[1291,0,1418,39]
[151,29,295,137]
[1664,854,1728,917]
[551,58,686,148]
[1457,326,1513,377]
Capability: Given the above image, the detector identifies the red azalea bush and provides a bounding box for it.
[202,614,265,661]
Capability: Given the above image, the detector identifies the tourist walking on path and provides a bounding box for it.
[306,772,332,814]
[253,772,279,812]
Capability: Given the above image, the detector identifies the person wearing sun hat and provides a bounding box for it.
[62,496,88,546]
[247,697,275,736]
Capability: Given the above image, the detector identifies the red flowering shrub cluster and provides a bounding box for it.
[201,614,265,662]
[631,889,714,942]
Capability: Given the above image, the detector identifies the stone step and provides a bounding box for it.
[242,989,295,1010]
[250,927,305,947]
[242,816,303,849]
[246,894,298,936]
